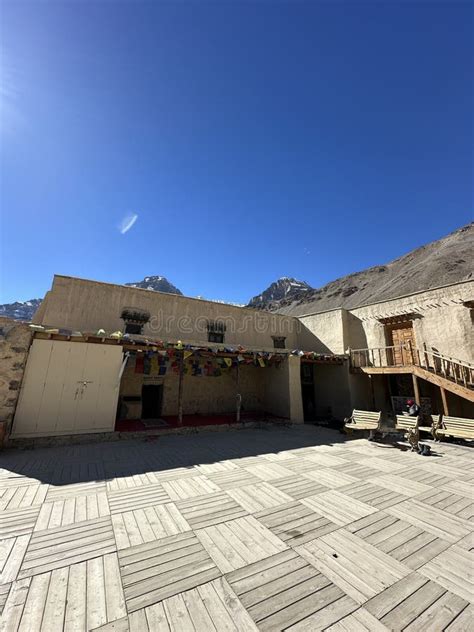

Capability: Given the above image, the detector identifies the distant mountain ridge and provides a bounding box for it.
[2,223,472,321]
[252,223,474,315]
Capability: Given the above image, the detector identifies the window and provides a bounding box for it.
[208,331,224,343]
[124,322,143,335]
[121,307,150,336]
[207,320,226,344]
[272,336,286,349]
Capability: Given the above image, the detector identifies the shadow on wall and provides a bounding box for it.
[297,323,332,353]
[344,313,368,351]
[1,426,355,486]
[296,312,369,355]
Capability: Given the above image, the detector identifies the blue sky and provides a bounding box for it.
[1,1,472,304]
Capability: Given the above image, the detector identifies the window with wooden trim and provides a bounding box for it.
[207,320,226,344]
[121,308,150,336]
[124,322,143,335]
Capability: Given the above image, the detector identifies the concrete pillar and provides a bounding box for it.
[288,355,304,423]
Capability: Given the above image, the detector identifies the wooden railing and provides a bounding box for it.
[350,343,474,390]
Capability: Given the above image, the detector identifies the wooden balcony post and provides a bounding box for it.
[415,347,421,367]
[412,373,420,405]
[369,375,375,409]
[440,386,449,416]
[236,361,241,422]
[423,343,429,369]
[407,340,413,365]
[177,351,184,426]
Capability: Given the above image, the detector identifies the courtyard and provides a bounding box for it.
[0,426,472,631]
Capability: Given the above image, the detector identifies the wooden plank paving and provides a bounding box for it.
[226,549,358,631]
[337,480,410,510]
[301,490,377,525]
[118,531,220,612]
[297,529,410,605]
[18,516,116,579]
[112,503,191,550]
[256,501,338,546]
[108,482,171,514]
[226,482,293,513]
[346,511,451,570]
[34,493,110,530]
[0,425,472,630]
[269,474,329,500]
[176,491,247,529]
[0,506,40,538]
[364,572,470,630]
[386,498,472,543]
[418,545,474,603]
[415,488,474,520]
[0,583,11,616]
[206,468,261,490]
[196,516,288,573]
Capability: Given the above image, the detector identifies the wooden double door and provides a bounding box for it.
[389,323,415,365]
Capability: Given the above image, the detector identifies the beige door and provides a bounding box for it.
[12,340,123,437]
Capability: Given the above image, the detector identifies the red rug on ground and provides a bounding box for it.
[115,411,272,432]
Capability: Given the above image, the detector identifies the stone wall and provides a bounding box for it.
[0,317,33,431]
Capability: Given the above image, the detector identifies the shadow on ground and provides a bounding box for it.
[0,425,456,487]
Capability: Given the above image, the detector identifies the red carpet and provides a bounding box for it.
[115,411,274,432]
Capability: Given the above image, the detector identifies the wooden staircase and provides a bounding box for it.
[350,344,474,403]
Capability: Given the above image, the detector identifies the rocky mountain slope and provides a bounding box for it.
[1,276,182,322]
[256,223,474,315]
[0,299,43,322]
[125,276,182,295]
[248,277,312,309]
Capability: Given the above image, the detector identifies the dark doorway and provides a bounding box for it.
[301,362,316,422]
[141,384,163,419]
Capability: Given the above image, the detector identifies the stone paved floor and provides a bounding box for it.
[0,426,472,631]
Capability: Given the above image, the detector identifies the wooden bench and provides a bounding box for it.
[344,410,382,439]
[435,416,474,441]
[395,414,438,449]
[395,414,420,450]
[421,414,440,439]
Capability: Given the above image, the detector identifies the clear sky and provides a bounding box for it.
[1,1,472,304]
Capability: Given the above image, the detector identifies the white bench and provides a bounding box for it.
[395,414,438,449]
[344,410,382,440]
[435,416,474,441]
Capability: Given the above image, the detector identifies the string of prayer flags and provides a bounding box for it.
[135,355,144,374]
[143,355,151,375]
[150,356,159,374]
